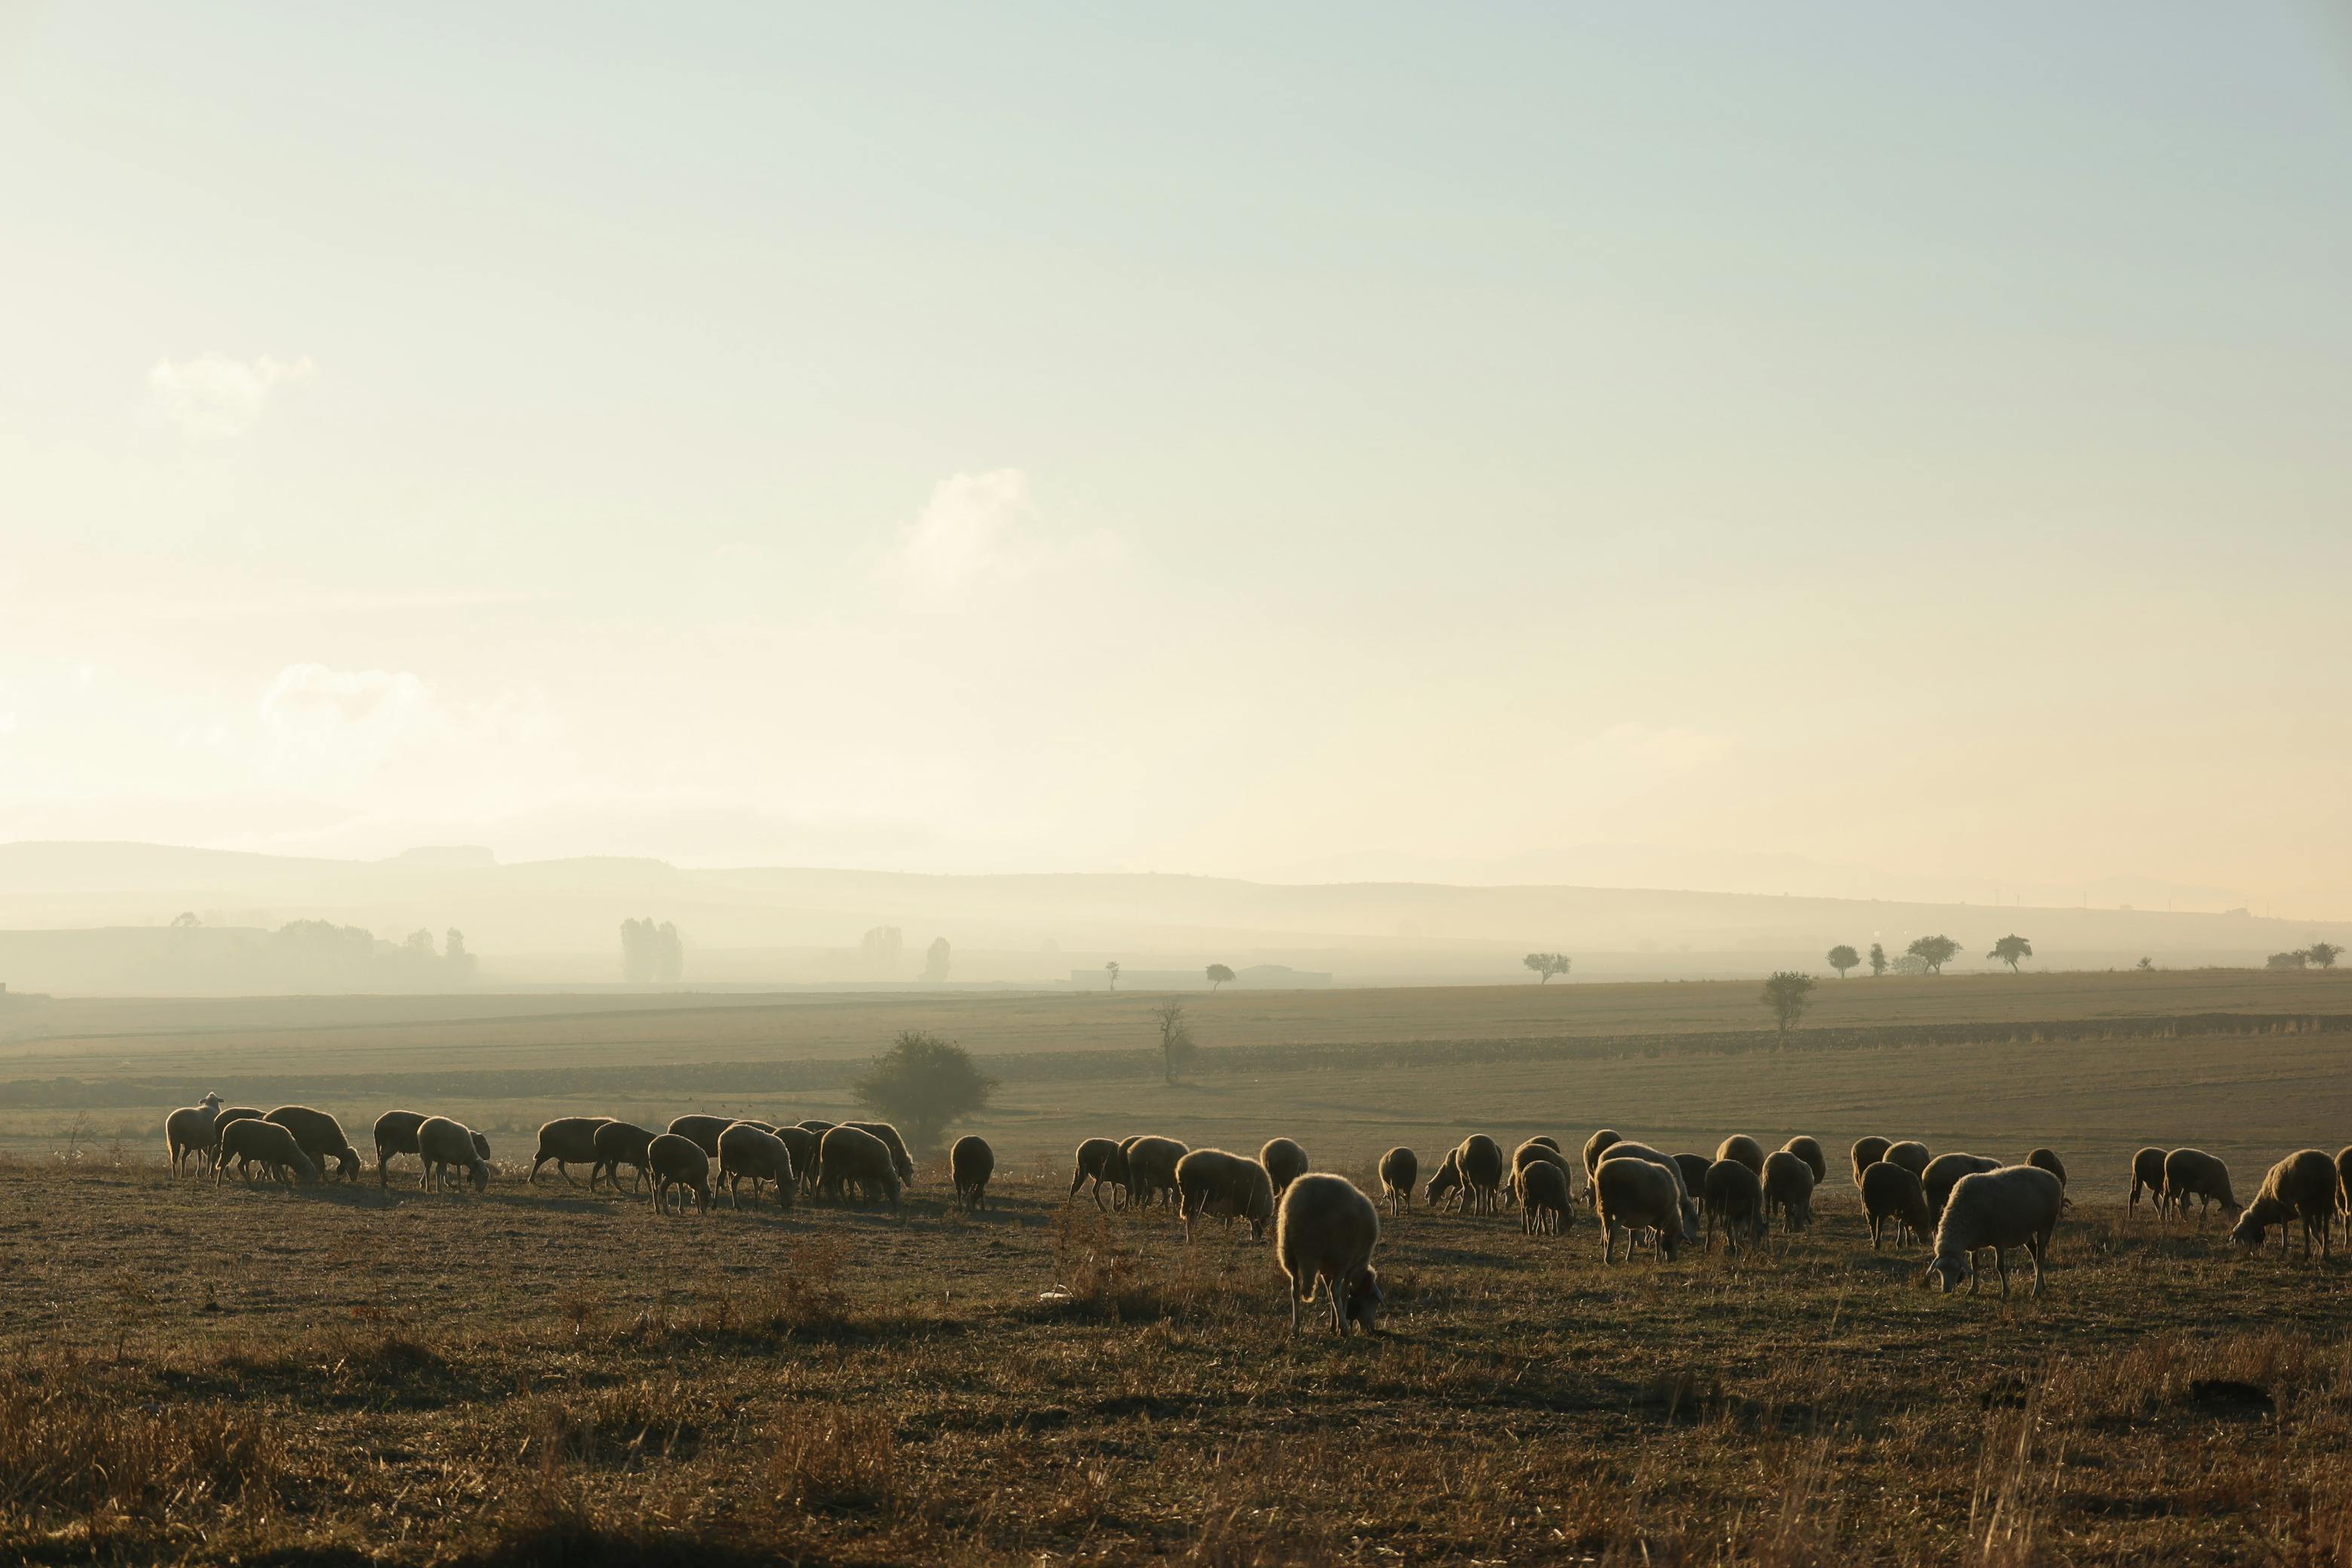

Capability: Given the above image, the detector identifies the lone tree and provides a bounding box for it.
[2308,942,2344,971]
[921,936,951,983]
[1153,999,1198,1085]
[852,1030,996,1152]
[1523,952,1572,984]
[1987,934,2033,973]
[1104,960,1121,991]
[1868,942,1888,977]
[620,917,684,984]
[1762,971,1815,1038]
[1205,963,1235,991]
[1827,944,1860,978]
[1906,934,1962,975]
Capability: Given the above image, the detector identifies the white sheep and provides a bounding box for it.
[816,1124,904,1213]
[2231,1148,2338,1259]
[1175,1148,1276,1241]
[1595,1153,1698,1263]
[1121,1135,1190,1211]
[1860,1161,1932,1249]
[1517,1157,1573,1236]
[716,1121,797,1211]
[214,1117,318,1186]
[1920,1165,2063,1298]
[648,1132,712,1215]
[164,1093,225,1175]
[418,1116,492,1193]
[1069,1137,1129,1211]
[590,1120,657,1193]
[1702,1158,1766,1254]
[1377,1147,1418,1214]
[2162,1147,2240,1227]
[1762,1149,1816,1235]
[265,1105,361,1183]
[1275,1173,1384,1336]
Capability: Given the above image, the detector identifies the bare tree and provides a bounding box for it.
[1104,960,1121,991]
[1153,999,1197,1084]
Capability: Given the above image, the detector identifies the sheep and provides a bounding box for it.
[1922,1153,2002,1222]
[667,1114,734,1156]
[817,1124,904,1214]
[2338,1146,2352,1227]
[207,1108,266,1171]
[1591,1141,1689,1201]
[1781,1136,1827,1184]
[214,1117,318,1186]
[647,1132,712,1216]
[1454,1135,1506,1215]
[717,1121,797,1211]
[2232,1149,2338,1259]
[1518,1158,1573,1235]
[2163,1148,2240,1227]
[1259,1138,1310,1196]
[776,1125,821,1195]
[1921,1165,2064,1298]
[1582,1128,1622,1179]
[1671,1153,1712,1199]
[846,1121,916,1184]
[1715,1135,1766,1175]
[951,1135,994,1211]
[418,1116,492,1194]
[1276,1173,1384,1336]
[1377,1147,1418,1214]
[2128,1146,2168,1220]
[1122,1136,1190,1211]
[1070,1137,1130,1210]
[374,1110,484,1187]
[1423,1148,1464,1211]
[263,1105,361,1182]
[1701,1158,1766,1254]
[1885,1141,1931,1179]
[1861,1161,1934,1249]
[1850,1136,1892,1190]
[164,1094,225,1175]
[1762,1149,1816,1233]
[2026,1147,2067,1190]
[796,1119,836,1135]
[1596,1153,1696,1263]
[1175,1148,1276,1241]
[1528,1135,1561,1153]
[590,1120,657,1193]
[1512,1138,1575,1195]
[528,1116,613,1186]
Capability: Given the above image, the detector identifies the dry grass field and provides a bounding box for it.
[8,969,2352,1563]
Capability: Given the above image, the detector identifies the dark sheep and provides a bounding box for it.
[1423,1148,1464,1211]
[215,1117,318,1186]
[1671,1153,1712,1199]
[817,1125,904,1213]
[1122,1136,1189,1210]
[1702,1158,1766,1254]
[951,1135,994,1211]
[1276,1174,1383,1336]
[263,1106,361,1183]
[648,1132,712,1216]
[1518,1158,1573,1236]
[590,1120,657,1193]
[418,1116,491,1193]
[1174,1148,1275,1241]
[1850,1136,1892,1190]
[1781,1136,1827,1184]
[1762,1149,1816,1233]
[2026,1147,2067,1190]
[374,1110,485,1187]
[845,1121,916,1184]
[716,1121,797,1211]
[1861,1162,1934,1250]
[1377,1147,1418,1214]
[1715,1135,1766,1175]
[666,1114,734,1156]
[2163,1148,2240,1227]
[2128,1146,2168,1220]
[528,1116,612,1186]
[1069,1137,1129,1211]
[1259,1138,1310,1196]
[1455,1135,1506,1216]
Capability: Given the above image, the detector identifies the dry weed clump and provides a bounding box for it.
[768,1406,899,1513]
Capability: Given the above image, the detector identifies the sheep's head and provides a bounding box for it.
[201,1092,223,1110]
[1922,1252,1971,1293]
[468,1161,490,1193]
[1678,1197,1703,1245]
[332,1149,360,1182]
[2229,1208,2267,1250]
[1344,1266,1384,1333]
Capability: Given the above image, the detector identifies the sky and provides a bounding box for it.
[2,3,2349,914]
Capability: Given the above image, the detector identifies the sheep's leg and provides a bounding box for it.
[1992,1247,2009,1296]
[2027,1236,2045,1298]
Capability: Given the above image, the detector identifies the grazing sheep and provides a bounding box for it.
[2026,1147,2067,1190]
[1596,1154,1695,1263]
[214,1117,319,1186]
[1702,1158,1767,1254]
[528,1116,612,1186]
[1582,1129,1622,1207]
[1276,1173,1384,1336]
[1518,1159,1573,1235]
[1922,1153,2003,1221]
[373,1110,428,1186]
[1763,1149,1817,1233]
[206,1108,267,1171]
[1456,1135,1506,1215]
[1885,1141,1931,1179]
[716,1121,797,1211]
[1715,1135,1766,1175]
[1781,1136,1827,1184]
[2338,1146,2352,1226]
[1069,1137,1130,1211]
[797,1119,836,1135]
[2163,1148,2241,1227]
[1591,1141,1689,1201]
[1423,1148,1464,1211]
[1377,1147,1418,1214]
[817,1124,904,1214]
[1514,1138,1576,1190]
[1851,1136,1892,1190]
[1671,1153,1713,1199]
[164,1093,225,1175]
[418,1116,492,1194]
[951,1135,994,1211]
[1122,1135,1190,1210]
[1921,1166,2064,1298]
[2232,1149,2338,1259]
[776,1125,821,1195]
[2129,1146,2169,1220]
[666,1114,734,1156]
[259,1106,359,1182]
[1175,1148,1276,1241]
[590,1120,657,1193]
[1529,1135,1561,1153]
[1861,1162,1934,1249]
[846,1121,917,1184]
[647,1132,712,1216]
[1259,1138,1310,1196]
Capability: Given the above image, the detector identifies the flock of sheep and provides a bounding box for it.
[161,1092,2346,1334]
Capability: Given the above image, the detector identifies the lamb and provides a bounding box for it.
[1701,1158,1766,1254]
[1517,1158,1573,1236]
[666,1114,735,1156]
[265,1105,361,1182]
[817,1124,904,1214]
[647,1132,712,1216]
[1595,1153,1696,1263]
[528,1116,612,1186]
[164,1093,225,1175]
[1762,1149,1816,1233]
[1377,1147,1417,1214]
[1253,1138,1307,1197]
[2231,1149,2338,1259]
[1922,1153,2002,1221]
[2162,1148,2240,1227]
[589,1120,657,1193]
[214,1116,319,1186]
[372,1109,487,1187]
[1174,1148,1276,1241]
[846,1121,917,1184]
[1455,1135,1506,1215]
[1860,1162,1933,1249]
[2128,1146,2168,1220]
[951,1135,994,1212]
[1122,1136,1190,1211]
[1275,1173,1384,1336]
[716,1121,797,1211]
[418,1116,492,1193]
[1423,1148,1463,1210]
[1715,1135,1766,1175]
[1921,1165,2063,1298]
[1850,1136,1892,1190]
[2026,1147,2067,1190]
[1070,1137,1131,1210]
[1781,1136,1827,1184]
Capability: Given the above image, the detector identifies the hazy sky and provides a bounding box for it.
[4,4,2349,913]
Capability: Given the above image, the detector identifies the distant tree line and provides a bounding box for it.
[2269,943,2343,971]
[620,917,684,984]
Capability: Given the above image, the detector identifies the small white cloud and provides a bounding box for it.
[883,470,1119,606]
[146,353,314,439]
[258,663,430,781]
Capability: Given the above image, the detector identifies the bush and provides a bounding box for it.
[850,1031,995,1151]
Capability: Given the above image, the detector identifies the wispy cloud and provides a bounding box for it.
[146,353,314,439]
[882,470,1120,605]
